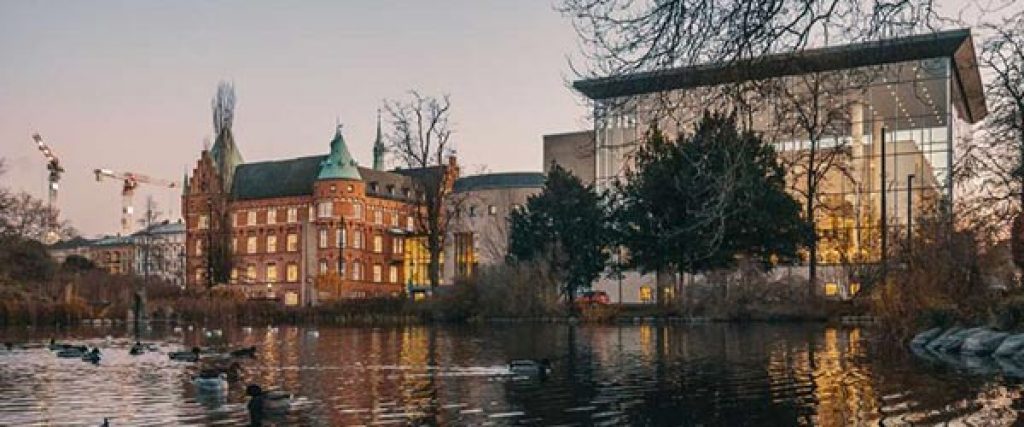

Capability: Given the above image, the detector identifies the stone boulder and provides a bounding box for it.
[910,327,944,347]
[962,329,1009,356]
[930,327,987,353]
[925,327,963,351]
[994,333,1024,358]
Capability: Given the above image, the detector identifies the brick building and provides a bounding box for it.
[183,119,455,305]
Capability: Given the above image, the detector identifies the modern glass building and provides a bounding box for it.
[571,29,986,294]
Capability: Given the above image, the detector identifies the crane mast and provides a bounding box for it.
[30,133,64,243]
[94,168,177,234]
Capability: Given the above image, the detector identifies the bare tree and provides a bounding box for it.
[384,91,460,290]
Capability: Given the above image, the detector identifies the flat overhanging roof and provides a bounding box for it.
[573,29,987,123]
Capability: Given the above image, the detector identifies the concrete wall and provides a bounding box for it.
[543,131,596,185]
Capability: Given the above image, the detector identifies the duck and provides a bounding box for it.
[130,341,145,356]
[169,347,202,362]
[193,368,228,392]
[48,338,73,351]
[306,330,319,338]
[229,346,257,358]
[82,348,101,364]
[246,384,294,414]
[242,326,253,334]
[508,359,552,376]
[56,346,88,358]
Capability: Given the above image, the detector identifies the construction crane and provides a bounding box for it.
[30,133,64,244]
[93,168,178,234]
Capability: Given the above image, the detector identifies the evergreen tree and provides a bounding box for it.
[614,113,809,303]
[507,164,610,305]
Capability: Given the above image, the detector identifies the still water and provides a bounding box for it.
[0,323,1021,426]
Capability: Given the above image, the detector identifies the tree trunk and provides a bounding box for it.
[428,247,441,290]
[806,144,818,299]
[656,267,673,307]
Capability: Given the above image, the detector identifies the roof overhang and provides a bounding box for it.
[573,28,987,123]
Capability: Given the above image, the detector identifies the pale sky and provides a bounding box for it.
[0,1,588,236]
[2,1,1019,237]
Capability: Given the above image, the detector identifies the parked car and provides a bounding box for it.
[577,290,610,305]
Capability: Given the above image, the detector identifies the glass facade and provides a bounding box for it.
[594,57,965,265]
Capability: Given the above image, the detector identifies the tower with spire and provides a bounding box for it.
[372,109,386,171]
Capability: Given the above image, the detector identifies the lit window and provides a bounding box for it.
[247,236,257,254]
[266,235,277,253]
[373,235,383,253]
[247,211,257,225]
[337,228,345,248]
[287,207,298,223]
[392,237,403,254]
[266,264,278,282]
[406,216,414,231]
[230,268,238,283]
[194,239,203,256]
[352,262,362,281]
[391,212,399,227]
[849,282,861,295]
[318,229,328,249]
[198,214,209,229]
[374,210,383,224]
[287,234,298,251]
[267,209,277,225]
[353,204,363,219]
[346,184,354,192]
[825,282,839,297]
[372,264,382,283]
[389,265,398,283]
[286,263,298,282]
[246,264,256,281]
[319,260,328,275]
[639,286,654,303]
[195,268,203,282]
[353,231,362,249]
[318,201,333,218]
[285,292,298,306]
[231,237,238,254]
[511,204,522,212]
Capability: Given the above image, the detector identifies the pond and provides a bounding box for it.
[0,323,1021,425]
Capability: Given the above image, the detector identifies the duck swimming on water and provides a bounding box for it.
[508,359,552,376]
[169,347,202,362]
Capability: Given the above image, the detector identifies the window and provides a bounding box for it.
[231,237,238,254]
[236,211,245,227]
[246,264,256,282]
[266,264,278,282]
[352,262,362,281]
[488,205,497,216]
[372,264,382,283]
[454,232,476,278]
[392,237,403,254]
[230,268,238,283]
[391,212,399,227]
[318,229,328,249]
[352,204,363,219]
[285,292,299,306]
[198,214,209,229]
[266,235,277,253]
[247,210,257,225]
[353,231,363,249]
[374,210,383,224]
[194,239,203,256]
[247,236,257,254]
[195,268,203,282]
[406,216,414,231]
[639,286,654,303]
[318,201,333,218]
[287,207,298,223]
[389,265,398,283]
[337,228,345,248]
[373,235,383,253]
[346,184,354,192]
[267,209,277,225]
[319,260,328,275]
[468,206,477,217]
[286,263,298,282]
[511,203,523,212]
[824,282,839,297]
[287,234,298,251]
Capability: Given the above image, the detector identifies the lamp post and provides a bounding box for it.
[907,174,915,256]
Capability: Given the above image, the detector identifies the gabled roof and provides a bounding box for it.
[454,172,546,193]
[231,155,425,202]
[573,28,987,123]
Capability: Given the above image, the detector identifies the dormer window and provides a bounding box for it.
[387,185,395,195]
[370,183,379,193]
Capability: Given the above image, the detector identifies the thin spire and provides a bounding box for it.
[373,108,386,171]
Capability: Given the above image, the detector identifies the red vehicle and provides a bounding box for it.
[577,290,610,305]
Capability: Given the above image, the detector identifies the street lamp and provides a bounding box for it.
[907,174,915,256]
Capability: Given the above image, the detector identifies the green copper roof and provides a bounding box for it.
[318,125,362,181]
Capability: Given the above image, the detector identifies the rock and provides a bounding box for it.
[925,327,963,351]
[962,329,1009,356]
[993,333,1024,358]
[996,357,1024,378]
[910,327,944,347]
[931,327,986,353]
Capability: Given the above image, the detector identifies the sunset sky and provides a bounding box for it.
[0,1,586,235]
[2,1,1019,236]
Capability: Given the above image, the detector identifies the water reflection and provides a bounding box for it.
[1,323,1023,425]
